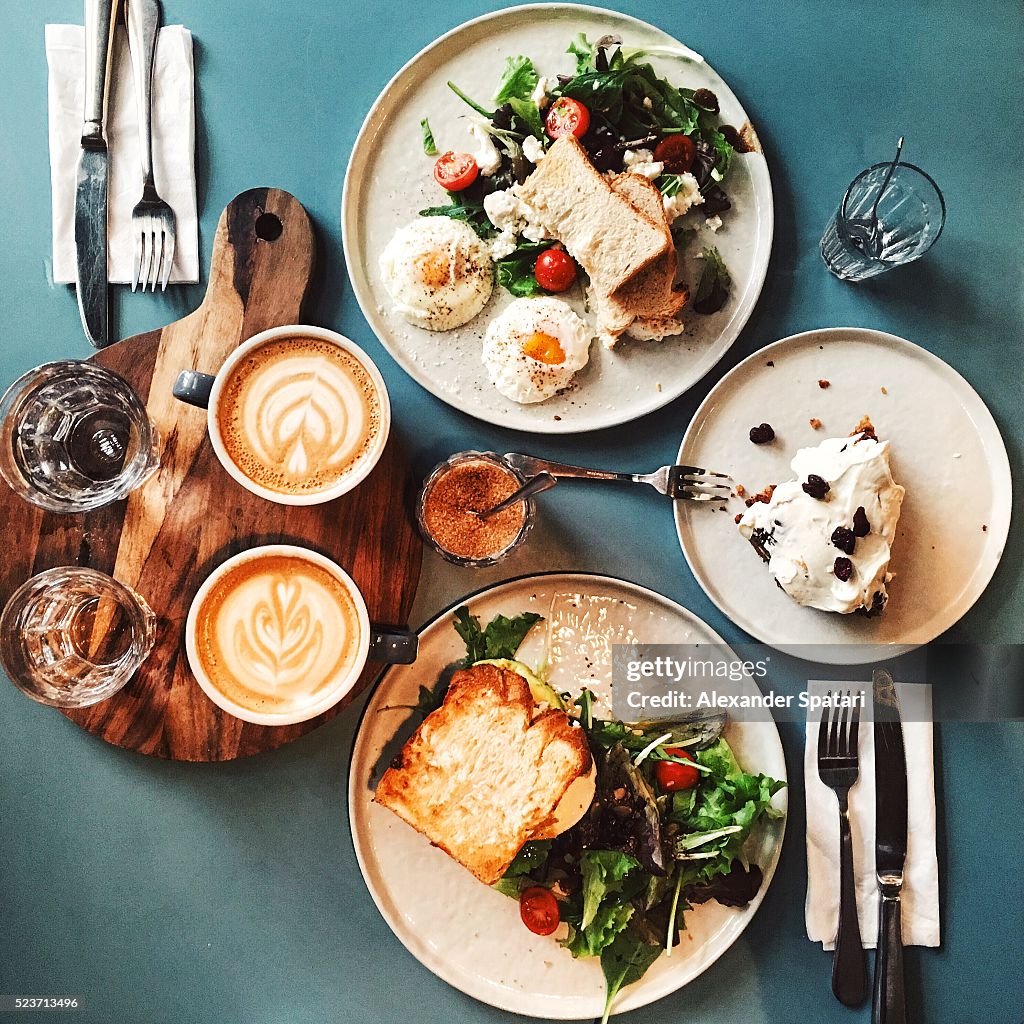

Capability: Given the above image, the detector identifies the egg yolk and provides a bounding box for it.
[522,332,565,365]
[414,251,453,289]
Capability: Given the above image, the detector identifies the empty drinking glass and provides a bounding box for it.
[0,360,159,513]
[820,162,945,281]
[0,566,156,708]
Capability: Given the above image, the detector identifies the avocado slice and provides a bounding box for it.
[477,658,566,711]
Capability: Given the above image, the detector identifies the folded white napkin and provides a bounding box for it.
[46,23,198,284]
[805,680,940,949]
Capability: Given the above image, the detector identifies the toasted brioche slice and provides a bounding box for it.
[374,663,592,885]
[517,136,669,294]
[603,174,688,330]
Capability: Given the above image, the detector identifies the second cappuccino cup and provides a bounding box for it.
[173,325,390,506]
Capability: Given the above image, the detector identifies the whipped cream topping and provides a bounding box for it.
[737,434,905,614]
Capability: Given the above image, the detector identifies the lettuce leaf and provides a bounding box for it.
[599,930,663,1024]
[452,606,542,664]
[494,55,539,104]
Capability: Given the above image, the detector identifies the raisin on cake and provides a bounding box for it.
[737,425,905,615]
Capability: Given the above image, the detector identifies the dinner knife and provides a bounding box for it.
[872,668,908,1024]
[75,0,120,346]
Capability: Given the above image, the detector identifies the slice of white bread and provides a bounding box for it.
[374,662,593,885]
[602,174,688,332]
[516,136,670,295]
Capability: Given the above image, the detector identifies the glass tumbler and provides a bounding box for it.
[0,566,156,708]
[820,162,946,281]
[0,360,160,513]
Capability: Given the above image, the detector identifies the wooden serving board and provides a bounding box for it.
[0,188,422,761]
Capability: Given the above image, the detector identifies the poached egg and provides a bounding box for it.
[379,217,493,331]
[482,297,591,404]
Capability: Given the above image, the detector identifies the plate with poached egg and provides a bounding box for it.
[341,4,773,433]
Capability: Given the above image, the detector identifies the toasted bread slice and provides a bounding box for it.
[517,136,669,294]
[602,174,688,330]
[374,663,592,885]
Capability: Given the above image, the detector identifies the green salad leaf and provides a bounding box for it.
[494,55,539,104]
[507,97,545,140]
[446,80,494,118]
[565,902,634,958]
[420,117,437,156]
[452,606,542,665]
[419,189,497,239]
[567,32,596,74]
[599,930,663,1024]
[580,850,640,930]
[495,239,549,296]
[692,246,732,315]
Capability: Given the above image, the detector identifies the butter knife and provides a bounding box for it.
[872,668,908,1024]
[75,0,120,346]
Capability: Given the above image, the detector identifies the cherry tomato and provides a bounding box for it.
[545,97,591,140]
[433,151,479,192]
[654,748,700,792]
[520,886,560,936]
[653,134,697,174]
[534,247,577,292]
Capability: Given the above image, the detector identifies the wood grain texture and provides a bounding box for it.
[0,188,422,760]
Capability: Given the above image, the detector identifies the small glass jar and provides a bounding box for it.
[416,451,535,567]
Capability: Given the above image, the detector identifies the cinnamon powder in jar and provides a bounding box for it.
[421,458,527,562]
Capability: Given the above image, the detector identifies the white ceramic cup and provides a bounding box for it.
[172,325,391,506]
[185,544,416,726]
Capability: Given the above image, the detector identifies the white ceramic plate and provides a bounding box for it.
[675,328,1013,663]
[342,4,773,433]
[348,572,787,1019]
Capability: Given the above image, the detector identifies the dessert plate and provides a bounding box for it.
[675,328,1012,663]
[348,572,787,1019]
[342,4,773,433]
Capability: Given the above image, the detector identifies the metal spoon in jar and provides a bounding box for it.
[476,472,557,520]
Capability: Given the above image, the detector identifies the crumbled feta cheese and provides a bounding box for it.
[623,148,664,180]
[522,135,546,165]
[705,214,723,232]
[662,172,703,222]
[469,120,502,176]
[483,187,549,258]
[530,75,553,109]
[643,96,653,110]
[489,230,518,260]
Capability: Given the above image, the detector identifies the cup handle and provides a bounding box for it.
[173,370,216,409]
[369,626,418,665]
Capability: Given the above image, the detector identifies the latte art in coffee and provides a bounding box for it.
[218,338,381,495]
[194,554,363,713]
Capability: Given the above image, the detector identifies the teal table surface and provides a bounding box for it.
[1,1,1021,1022]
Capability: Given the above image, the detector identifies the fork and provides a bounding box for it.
[503,453,731,503]
[817,691,868,1007]
[126,0,176,291]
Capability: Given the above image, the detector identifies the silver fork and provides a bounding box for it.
[126,0,176,291]
[817,691,868,1007]
[503,453,731,502]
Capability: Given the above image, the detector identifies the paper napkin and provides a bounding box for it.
[46,23,199,284]
[805,680,940,949]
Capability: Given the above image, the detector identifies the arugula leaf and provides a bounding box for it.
[504,839,552,878]
[446,80,495,118]
[565,902,633,958]
[420,117,437,156]
[419,190,497,239]
[414,682,446,716]
[599,930,663,1024]
[692,246,731,315]
[494,55,539,104]
[451,606,542,664]
[567,32,596,74]
[507,97,545,140]
[495,239,548,296]
[580,850,640,929]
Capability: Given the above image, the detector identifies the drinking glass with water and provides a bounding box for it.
[0,360,159,512]
[820,158,945,281]
[0,566,156,707]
